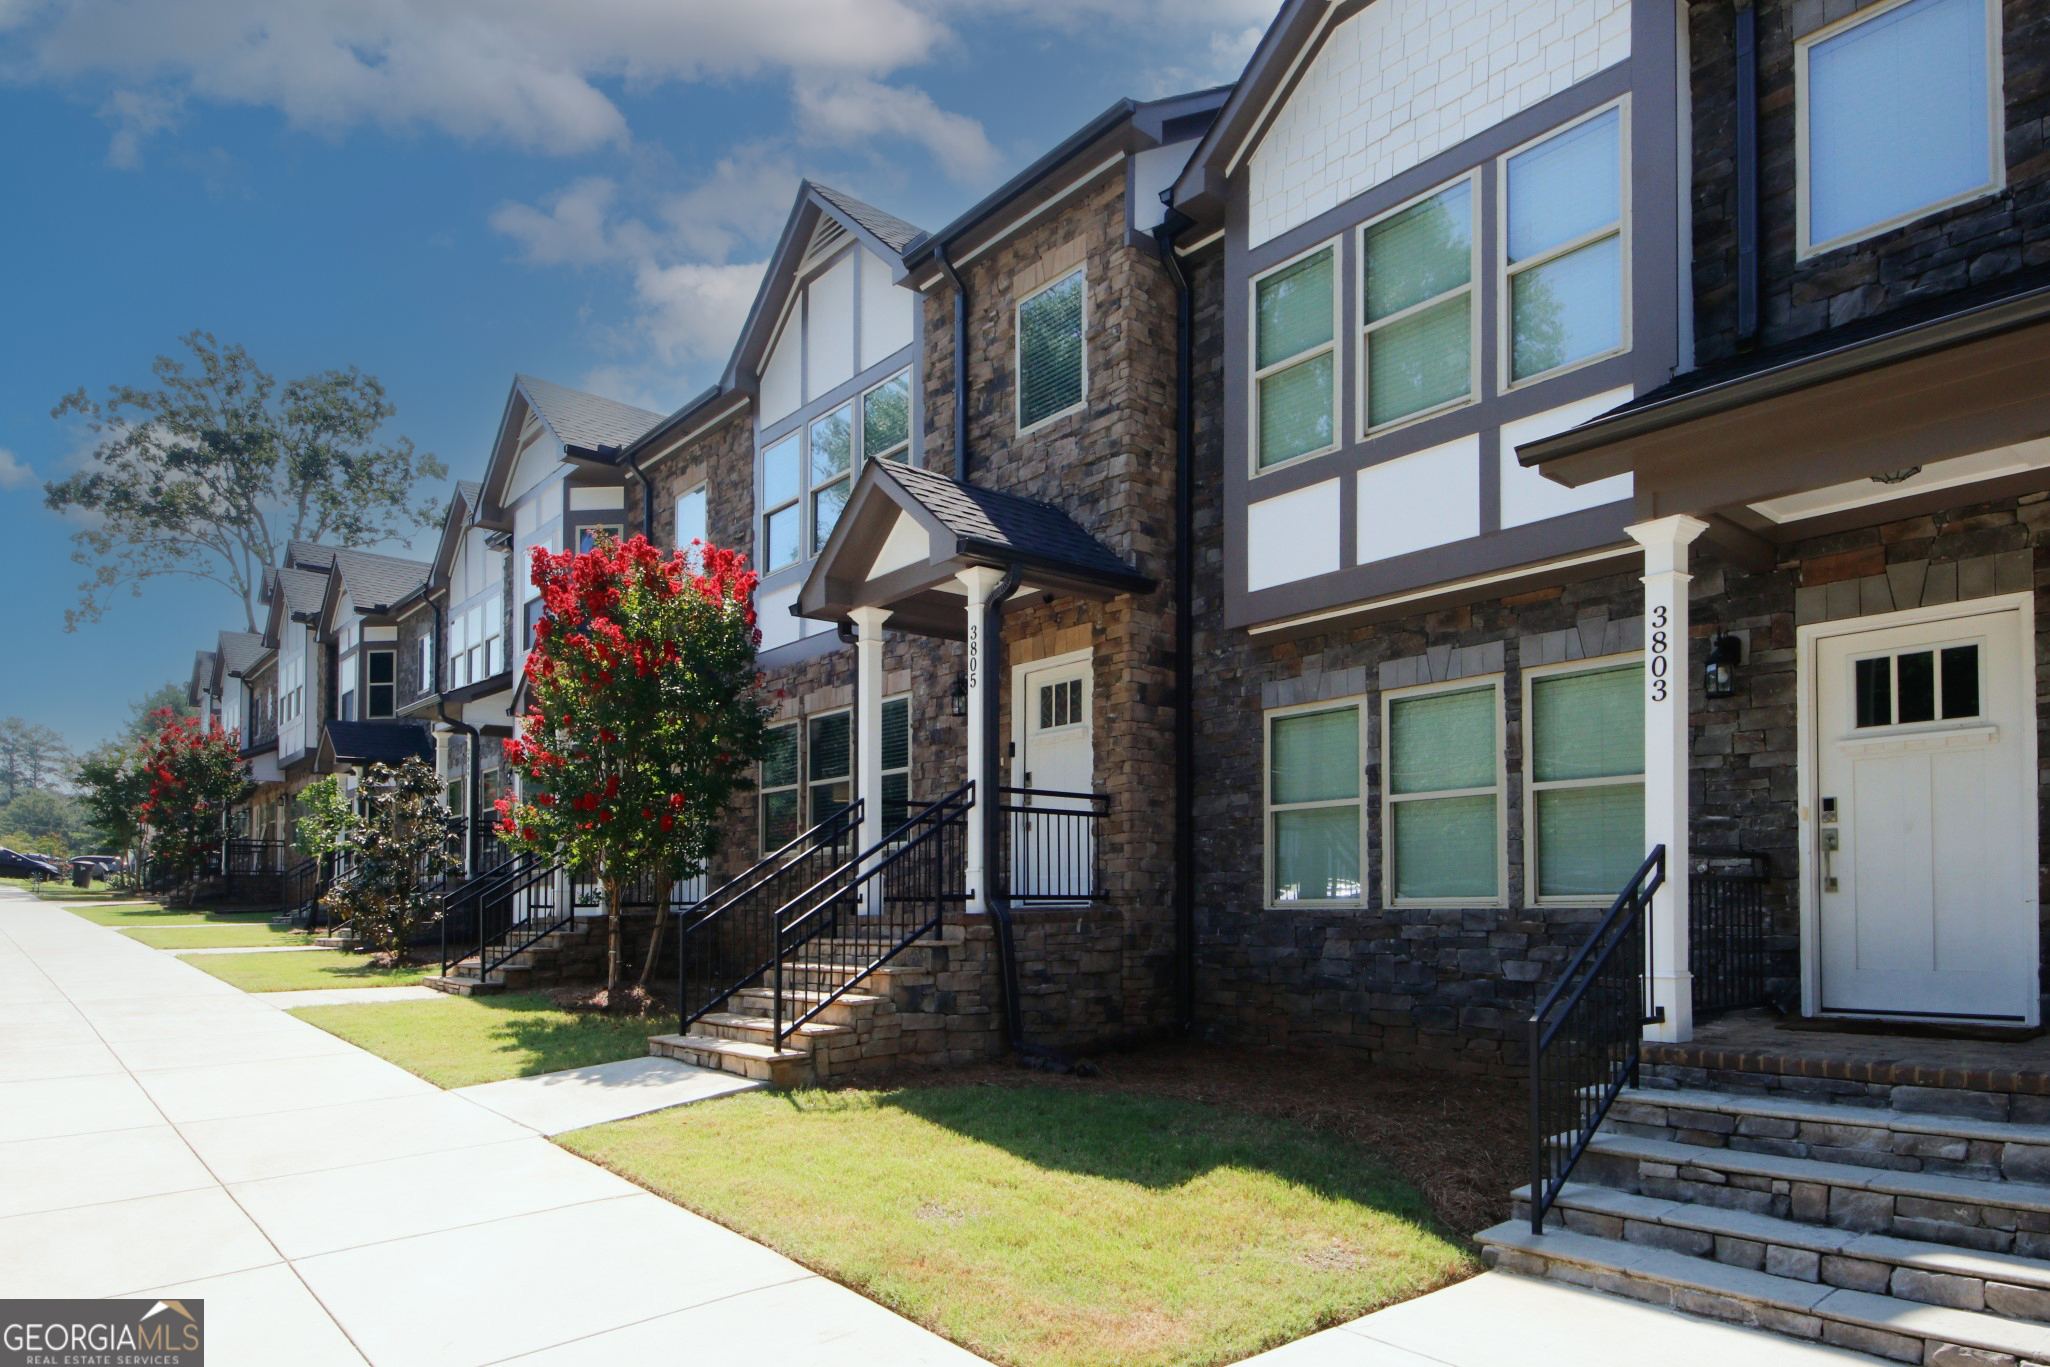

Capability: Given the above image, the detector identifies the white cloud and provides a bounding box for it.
[0,448,35,490]
[793,79,1000,185]
[630,259,767,369]
[12,0,952,160]
[489,176,622,267]
[97,87,182,167]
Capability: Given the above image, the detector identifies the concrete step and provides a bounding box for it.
[1578,1131,2050,1257]
[727,987,889,1027]
[1607,1086,2050,1182]
[1480,1222,2050,1363]
[696,1011,850,1050]
[1641,1059,2050,1128]
[423,975,504,997]
[1520,1182,2050,1321]
[648,1032,807,1087]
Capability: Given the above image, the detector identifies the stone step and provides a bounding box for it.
[696,1011,850,1051]
[423,975,504,997]
[727,987,889,1027]
[1640,1059,2050,1127]
[1479,1222,2050,1364]
[1520,1182,2050,1321]
[1579,1132,2050,1257]
[648,1032,807,1087]
[1607,1086,2050,1182]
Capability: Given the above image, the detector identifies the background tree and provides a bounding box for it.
[319,759,457,963]
[122,683,197,745]
[0,718,74,802]
[75,740,150,858]
[45,330,449,632]
[0,790,93,858]
[136,708,251,898]
[497,535,771,1004]
[293,776,357,861]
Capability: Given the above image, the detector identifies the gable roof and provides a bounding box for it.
[216,631,267,679]
[284,541,338,572]
[188,650,217,707]
[418,480,489,597]
[325,547,431,617]
[883,462,1148,585]
[515,375,664,455]
[277,567,329,622]
[810,184,926,253]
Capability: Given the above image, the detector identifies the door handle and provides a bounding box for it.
[1821,828,1840,892]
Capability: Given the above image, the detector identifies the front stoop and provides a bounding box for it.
[645,926,992,1088]
[424,920,601,997]
[1479,1064,2050,1364]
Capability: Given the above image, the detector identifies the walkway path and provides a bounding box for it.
[0,887,982,1366]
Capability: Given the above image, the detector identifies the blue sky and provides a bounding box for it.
[0,0,1274,757]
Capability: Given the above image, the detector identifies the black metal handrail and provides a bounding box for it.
[1528,844,1667,1235]
[439,852,537,974]
[1692,858,1770,1018]
[995,787,1109,905]
[770,783,972,1046]
[222,839,288,876]
[673,802,866,1034]
[479,859,571,976]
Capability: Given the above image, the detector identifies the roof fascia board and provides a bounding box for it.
[478,382,535,521]
[1169,0,1338,221]
[638,392,752,468]
[949,153,1129,274]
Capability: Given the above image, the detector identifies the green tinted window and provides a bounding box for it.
[1019,271,1085,427]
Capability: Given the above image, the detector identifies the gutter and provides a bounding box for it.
[618,446,656,540]
[1735,0,1761,344]
[1152,207,1199,1036]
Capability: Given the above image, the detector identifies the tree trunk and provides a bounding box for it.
[636,877,673,989]
[603,873,624,1004]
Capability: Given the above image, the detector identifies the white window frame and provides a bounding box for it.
[449,612,471,689]
[759,432,803,574]
[674,484,708,570]
[1015,267,1090,435]
[1495,98,1633,394]
[880,692,912,826]
[1380,674,1507,909]
[1521,653,1647,907]
[861,368,914,462]
[483,594,505,678]
[1794,0,2004,259]
[1356,171,1482,439]
[417,633,433,696]
[577,523,624,554]
[1248,236,1343,477]
[1262,695,1368,909]
[364,648,397,720]
[759,721,801,856]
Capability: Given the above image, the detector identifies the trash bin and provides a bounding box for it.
[73,863,90,888]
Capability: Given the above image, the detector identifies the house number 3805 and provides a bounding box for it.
[1648,605,1670,703]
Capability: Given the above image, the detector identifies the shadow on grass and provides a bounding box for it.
[462,993,669,1078]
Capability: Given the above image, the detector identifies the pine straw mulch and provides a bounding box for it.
[839,1039,1525,1240]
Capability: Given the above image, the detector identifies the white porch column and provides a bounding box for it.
[957,565,1005,914]
[848,605,892,864]
[1628,514,1709,1043]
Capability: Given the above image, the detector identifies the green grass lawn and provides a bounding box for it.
[63,902,274,927]
[561,1087,1475,1367]
[182,949,436,992]
[123,923,312,950]
[1,876,139,902]
[290,993,667,1087]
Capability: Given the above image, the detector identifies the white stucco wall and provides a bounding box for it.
[1247,0,1632,246]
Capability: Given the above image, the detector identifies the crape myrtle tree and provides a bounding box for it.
[496,533,773,1003]
[319,760,458,963]
[136,709,251,899]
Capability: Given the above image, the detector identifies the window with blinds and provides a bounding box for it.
[808,710,853,827]
[1385,681,1502,904]
[1504,105,1626,384]
[881,695,911,829]
[1362,177,1476,430]
[1017,269,1086,429]
[760,723,799,853]
[1253,243,1337,469]
[1528,661,1645,900]
[1265,702,1364,904]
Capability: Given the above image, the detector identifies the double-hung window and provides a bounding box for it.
[1017,269,1085,430]
[674,486,707,570]
[761,433,802,572]
[760,723,800,853]
[1526,660,1646,901]
[1252,244,1338,470]
[482,595,504,677]
[810,406,854,554]
[1503,105,1627,385]
[863,371,912,461]
[1798,0,2000,255]
[417,633,433,696]
[449,613,471,688]
[1265,702,1365,904]
[881,695,912,829]
[365,649,396,719]
[1361,178,1476,430]
[577,524,623,554]
[1384,680,1503,904]
[807,710,853,826]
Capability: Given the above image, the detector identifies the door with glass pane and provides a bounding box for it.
[1811,604,2036,1022]
[1011,656,1093,901]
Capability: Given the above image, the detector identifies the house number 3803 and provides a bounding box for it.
[1648,605,1670,703]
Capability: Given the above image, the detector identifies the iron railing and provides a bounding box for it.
[769,784,972,1046]
[1528,845,1667,1235]
[996,787,1109,904]
[221,839,287,876]
[1691,858,1770,1019]
[440,853,560,976]
[674,802,866,1034]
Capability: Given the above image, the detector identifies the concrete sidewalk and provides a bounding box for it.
[0,887,982,1367]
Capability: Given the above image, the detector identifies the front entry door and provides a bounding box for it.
[1812,601,2037,1023]
[1012,654,1094,901]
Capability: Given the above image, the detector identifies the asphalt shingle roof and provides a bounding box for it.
[453,479,484,525]
[278,567,330,620]
[811,185,926,254]
[285,542,337,572]
[216,631,267,678]
[322,721,433,768]
[517,375,665,453]
[328,547,431,612]
[879,462,1147,587]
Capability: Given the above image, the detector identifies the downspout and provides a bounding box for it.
[620,447,656,540]
[977,563,1047,1063]
[428,597,481,875]
[1735,0,1761,344]
[1152,208,1199,1035]
[932,243,972,480]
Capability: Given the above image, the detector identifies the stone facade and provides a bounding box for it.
[1688,0,2050,366]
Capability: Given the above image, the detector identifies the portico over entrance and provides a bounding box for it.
[1523,277,2050,1040]
[796,458,1151,910]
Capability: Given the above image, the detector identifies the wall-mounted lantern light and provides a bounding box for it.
[950,675,969,717]
[1705,631,1743,700]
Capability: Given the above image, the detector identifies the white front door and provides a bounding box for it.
[1011,653,1094,901]
[1810,599,2038,1023]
